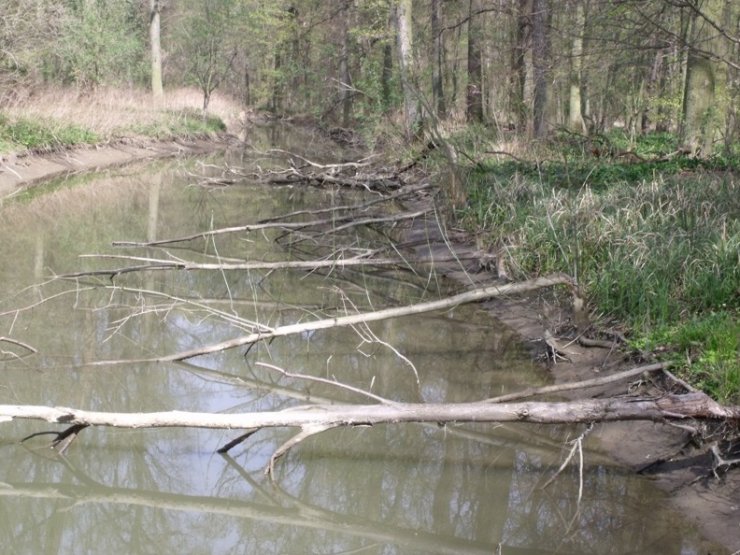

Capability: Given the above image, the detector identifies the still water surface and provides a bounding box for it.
[0,136,724,554]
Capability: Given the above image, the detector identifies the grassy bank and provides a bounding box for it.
[450,130,739,403]
[0,87,238,155]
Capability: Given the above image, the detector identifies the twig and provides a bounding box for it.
[256,362,397,406]
[0,336,37,354]
[483,363,669,403]
[86,273,572,363]
[541,423,594,502]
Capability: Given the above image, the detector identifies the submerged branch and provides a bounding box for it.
[91,273,572,363]
[61,253,411,278]
[113,209,431,247]
[112,207,430,248]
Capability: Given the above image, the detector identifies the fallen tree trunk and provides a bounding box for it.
[5,393,739,475]
[111,206,431,248]
[5,393,737,431]
[89,273,572,363]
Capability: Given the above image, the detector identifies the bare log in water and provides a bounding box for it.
[112,205,431,248]
[84,273,572,363]
[4,392,738,474]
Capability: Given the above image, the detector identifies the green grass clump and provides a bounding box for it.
[0,114,98,152]
[631,313,739,404]
[458,151,739,402]
[130,108,226,139]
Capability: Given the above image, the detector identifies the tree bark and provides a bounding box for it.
[531,0,550,138]
[568,0,586,133]
[149,0,163,100]
[339,0,353,127]
[466,0,484,123]
[681,5,721,155]
[722,0,739,154]
[510,0,528,133]
[3,393,737,431]
[431,0,446,118]
[395,0,419,139]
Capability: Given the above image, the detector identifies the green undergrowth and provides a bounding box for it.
[453,132,739,403]
[0,114,98,153]
[128,108,226,139]
[631,313,739,403]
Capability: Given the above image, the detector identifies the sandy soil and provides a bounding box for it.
[1,139,737,552]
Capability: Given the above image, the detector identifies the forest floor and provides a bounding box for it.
[1,118,737,551]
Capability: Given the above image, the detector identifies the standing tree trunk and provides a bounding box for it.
[272,50,283,113]
[149,0,163,100]
[568,0,586,133]
[531,0,550,138]
[642,46,664,132]
[466,0,484,123]
[680,10,717,155]
[723,0,739,154]
[430,0,446,118]
[510,0,529,133]
[381,36,393,110]
[339,0,353,127]
[395,0,419,139]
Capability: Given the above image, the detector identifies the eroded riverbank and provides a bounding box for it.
[396,182,740,551]
[0,136,230,201]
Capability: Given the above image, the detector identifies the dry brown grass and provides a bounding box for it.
[3,86,244,138]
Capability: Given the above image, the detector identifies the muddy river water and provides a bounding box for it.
[0,134,726,554]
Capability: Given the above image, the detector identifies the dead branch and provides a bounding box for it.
[10,395,734,430]
[484,363,669,403]
[89,273,572,363]
[257,182,431,223]
[264,149,377,171]
[233,149,406,192]
[0,336,37,353]
[2,393,738,474]
[112,208,430,248]
[61,253,409,279]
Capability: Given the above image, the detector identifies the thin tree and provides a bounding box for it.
[531,0,550,138]
[466,0,484,123]
[510,0,529,133]
[431,0,446,118]
[395,0,419,139]
[149,0,163,100]
[568,0,586,133]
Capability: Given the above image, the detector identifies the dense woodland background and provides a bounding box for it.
[1,0,738,153]
[1,1,738,403]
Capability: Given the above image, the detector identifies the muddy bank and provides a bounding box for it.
[397,188,739,552]
[0,136,231,201]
